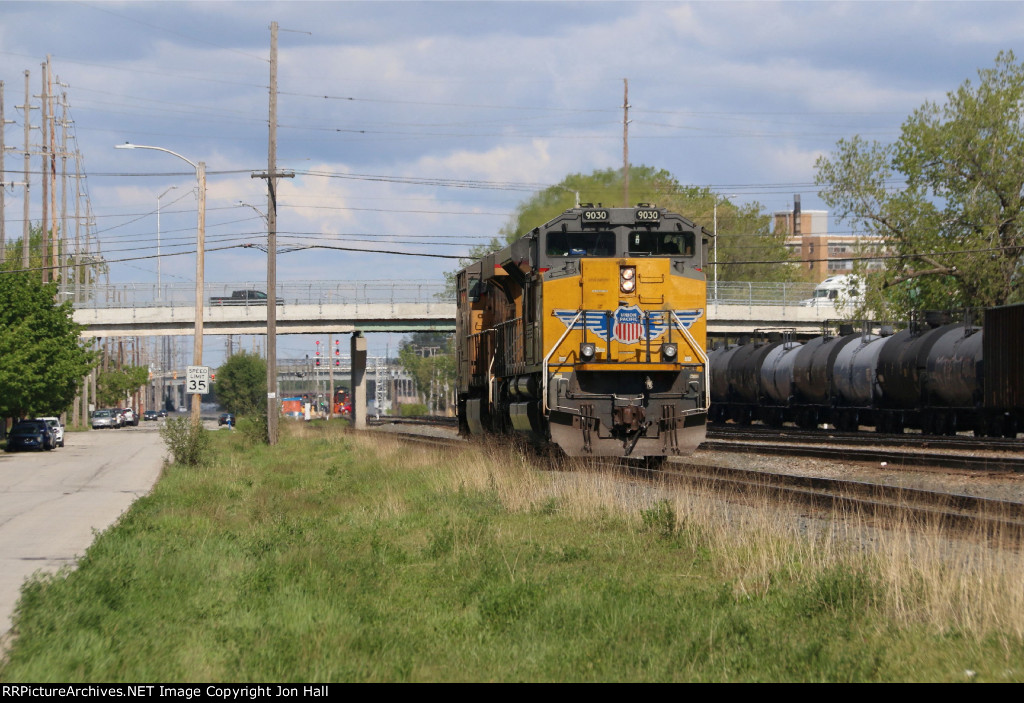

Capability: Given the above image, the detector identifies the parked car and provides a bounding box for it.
[109,409,125,428]
[6,420,54,451]
[36,417,64,447]
[92,409,115,429]
[218,413,235,426]
[123,408,138,426]
[143,410,159,421]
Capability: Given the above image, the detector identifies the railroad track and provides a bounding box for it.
[707,424,1024,453]
[646,461,1024,545]
[703,439,1024,472]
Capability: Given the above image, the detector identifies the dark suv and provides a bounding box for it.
[5,420,55,452]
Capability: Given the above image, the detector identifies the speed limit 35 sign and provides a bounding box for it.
[186,365,211,394]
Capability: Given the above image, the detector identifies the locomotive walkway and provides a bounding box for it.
[70,280,845,338]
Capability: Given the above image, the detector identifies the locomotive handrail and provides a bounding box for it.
[542,310,583,414]
[671,311,709,368]
[672,311,710,412]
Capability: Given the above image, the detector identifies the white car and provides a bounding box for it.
[36,417,64,447]
[122,408,138,426]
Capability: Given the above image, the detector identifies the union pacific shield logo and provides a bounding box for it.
[553,307,704,345]
[612,305,644,344]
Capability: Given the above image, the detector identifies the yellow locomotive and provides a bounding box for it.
[455,205,708,461]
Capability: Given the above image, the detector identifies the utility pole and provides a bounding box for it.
[39,61,48,282]
[622,78,630,208]
[21,70,31,269]
[48,58,58,285]
[59,87,68,287]
[254,20,294,445]
[1,81,6,264]
[73,152,82,302]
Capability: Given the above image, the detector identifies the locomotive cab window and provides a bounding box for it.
[545,231,616,257]
[628,230,695,257]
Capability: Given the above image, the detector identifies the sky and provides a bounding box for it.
[2,0,1024,364]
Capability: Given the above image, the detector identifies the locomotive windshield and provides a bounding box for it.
[545,230,616,257]
[627,230,695,257]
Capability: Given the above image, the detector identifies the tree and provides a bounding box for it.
[96,366,149,408]
[0,265,95,421]
[3,223,106,292]
[497,165,801,281]
[213,351,267,415]
[398,332,455,414]
[816,51,1024,316]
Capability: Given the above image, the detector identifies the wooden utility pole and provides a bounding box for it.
[1,81,5,264]
[48,58,58,284]
[254,21,293,445]
[622,78,630,207]
[21,70,31,269]
[39,61,48,282]
[59,88,68,285]
[73,152,81,302]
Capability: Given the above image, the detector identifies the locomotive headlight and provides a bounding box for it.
[580,342,596,361]
[662,343,678,360]
[620,266,636,293]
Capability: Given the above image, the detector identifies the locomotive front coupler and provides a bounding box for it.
[622,420,652,457]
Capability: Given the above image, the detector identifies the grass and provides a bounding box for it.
[1,422,1022,682]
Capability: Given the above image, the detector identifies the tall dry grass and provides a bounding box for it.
[342,429,1024,642]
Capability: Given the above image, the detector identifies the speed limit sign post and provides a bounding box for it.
[186,365,211,395]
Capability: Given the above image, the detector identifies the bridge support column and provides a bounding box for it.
[350,332,367,429]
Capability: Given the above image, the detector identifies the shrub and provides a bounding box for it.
[400,403,428,417]
[236,407,269,446]
[159,417,211,466]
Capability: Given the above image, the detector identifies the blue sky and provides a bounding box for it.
[2,0,1024,361]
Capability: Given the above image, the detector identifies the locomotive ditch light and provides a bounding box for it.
[662,343,678,360]
[620,266,636,293]
[580,342,596,361]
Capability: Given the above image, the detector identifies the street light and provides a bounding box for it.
[156,185,178,302]
[116,142,207,425]
[238,200,268,224]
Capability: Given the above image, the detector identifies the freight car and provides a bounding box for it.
[455,205,709,461]
[708,303,1024,437]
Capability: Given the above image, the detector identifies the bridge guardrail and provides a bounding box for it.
[68,280,820,310]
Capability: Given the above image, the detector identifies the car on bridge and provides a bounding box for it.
[209,290,284,306]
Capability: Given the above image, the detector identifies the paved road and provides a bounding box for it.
[0,423,169,645]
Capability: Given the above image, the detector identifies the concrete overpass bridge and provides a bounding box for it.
[71,280,850,339]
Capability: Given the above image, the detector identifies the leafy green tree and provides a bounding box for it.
[0,265,95,422]
[96,365,149,407]
[398,333,455,414]
[213,351,267,415]
[817,51,1024,316]
[3,223,106,290]
[496,165,801,281]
